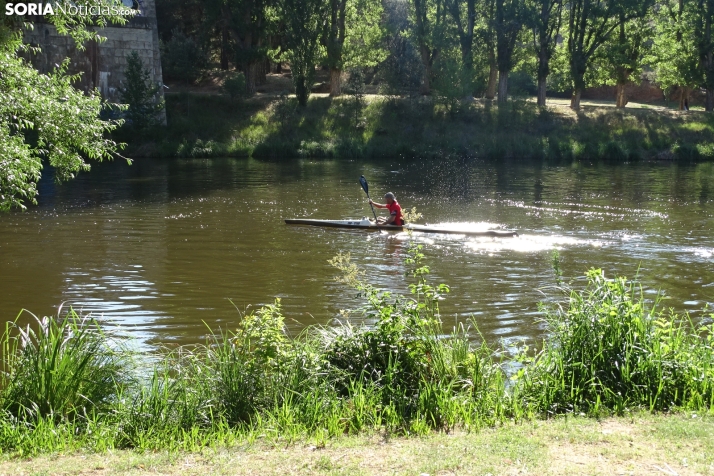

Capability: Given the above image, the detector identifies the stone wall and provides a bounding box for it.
[24,0,166,124]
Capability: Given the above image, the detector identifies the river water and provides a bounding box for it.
[1,158,712,348]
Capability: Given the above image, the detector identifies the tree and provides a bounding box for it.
[204,0,272,95]
[604,15,651,107]
[281,0,327,106]
[527,0,564,106]
[410,0,449,94]
[445,0,478,97]
[326,0,387,96]
[566,0,650,109]
[649,0,701,110]
[694,0,714,110]
[120,51,166,130]
[479,0,499,98]
[0,0,131,211]
[161,29,209,84]
[495,0,526,103]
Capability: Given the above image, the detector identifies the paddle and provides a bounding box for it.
[359,175,379,223]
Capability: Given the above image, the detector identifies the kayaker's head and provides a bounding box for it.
[384,192,396,204]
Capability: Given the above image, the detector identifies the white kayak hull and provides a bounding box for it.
[285,219,518,237]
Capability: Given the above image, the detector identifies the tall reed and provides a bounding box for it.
[515,269,714,416]
[0,310,127,422]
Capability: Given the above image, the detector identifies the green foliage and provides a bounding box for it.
[161,29,209,84]
[221,72,248,100]
[345,67,367,124]
[0,310,127,422]
[0,52,125,211]
[280,0,327,106]
[433,52,467,112]
[565,0,654,106]
[0,1,135,211]
[0,254,713,454]
[515,269,714,415]
[120,51,165,130]
[647,0,702,94]
[342,0,389,69]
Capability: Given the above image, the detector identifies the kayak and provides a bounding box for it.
[285,218,518,237]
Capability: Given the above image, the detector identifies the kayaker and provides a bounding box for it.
[369,192,404,226]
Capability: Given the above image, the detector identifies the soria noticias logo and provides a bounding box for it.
[5,2,137,16]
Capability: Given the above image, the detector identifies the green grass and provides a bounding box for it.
[120,93,714,162]
[1,414,713,474]
[0,244,712,457]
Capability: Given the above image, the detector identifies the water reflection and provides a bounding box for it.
[0,158,712,348]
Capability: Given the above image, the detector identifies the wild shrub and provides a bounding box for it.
[515,269,714,415]
[221,72,248,100]
[323,244,505,429]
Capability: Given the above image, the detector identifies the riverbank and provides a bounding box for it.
[120,93,714,162]
[1,246,712,459]
[2,413,712,475]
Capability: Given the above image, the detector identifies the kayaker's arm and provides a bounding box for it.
[369,199,386,209]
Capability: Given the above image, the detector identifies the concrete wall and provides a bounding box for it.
[24,0,166,123]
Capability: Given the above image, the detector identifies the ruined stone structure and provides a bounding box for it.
[24,0,166,123]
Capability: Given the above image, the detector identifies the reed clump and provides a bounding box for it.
[514,269,714,416]
[0,246,712,456]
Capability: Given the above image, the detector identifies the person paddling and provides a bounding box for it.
[369,192,404,226]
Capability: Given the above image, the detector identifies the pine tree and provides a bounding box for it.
[120,51,165,130]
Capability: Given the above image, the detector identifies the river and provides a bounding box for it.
[1,158,712,349]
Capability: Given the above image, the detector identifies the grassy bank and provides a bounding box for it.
[0,245,712,458]
[2,413,713,475]
[121,93,714,162]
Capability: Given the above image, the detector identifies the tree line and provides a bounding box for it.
[157,0,714,110]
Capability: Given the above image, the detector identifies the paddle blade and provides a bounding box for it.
[359,176,369,194]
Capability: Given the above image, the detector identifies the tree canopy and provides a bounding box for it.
[0,0,132,211]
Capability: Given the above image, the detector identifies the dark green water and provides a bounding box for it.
[1,158,712,348]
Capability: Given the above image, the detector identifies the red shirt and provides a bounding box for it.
[386,201,403,225]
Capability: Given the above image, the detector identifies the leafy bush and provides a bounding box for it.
[221,72,247,100]
[0,248,712,454]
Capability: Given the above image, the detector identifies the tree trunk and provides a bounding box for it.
[570,88,582,110]
[329,68,342,97]
[497,70,508,104]
[296,74,309,107]
[537,77,547,107]
[245,62,257,95]
[419,47,432,95]
[707,89,714,112]
[485,50,498,99]
[256,60,267,86]
[679,87,691,111]
[615,83,627,108]
[220,28,230,70]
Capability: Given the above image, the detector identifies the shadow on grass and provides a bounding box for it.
[119,93,714,163]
